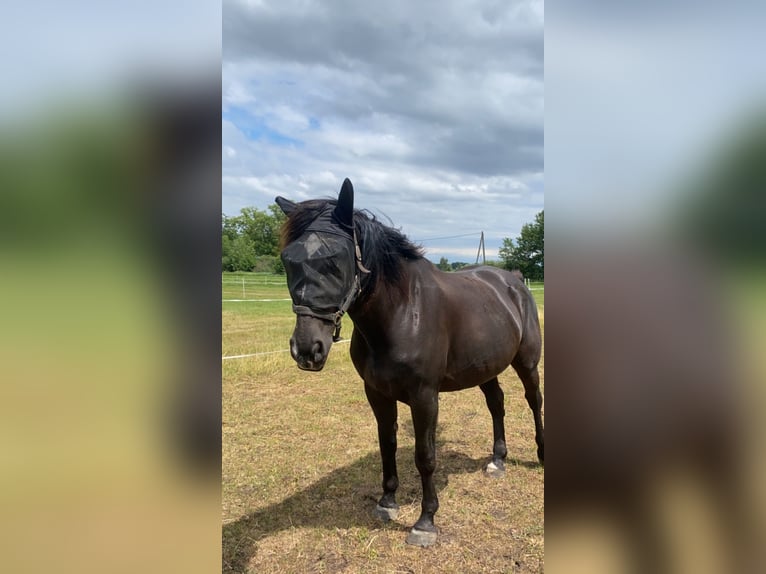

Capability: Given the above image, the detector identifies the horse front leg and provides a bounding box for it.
[406,391,439,547]
[364,382,400,521]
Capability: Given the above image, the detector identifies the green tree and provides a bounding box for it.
[222,213,239,241]
[222,234,256,272]
[437,256,451,271]
[499,211,544,281]
[237,206,283,256]
[221,204,287,271]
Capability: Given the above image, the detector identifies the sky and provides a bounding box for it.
[222,0,544,263]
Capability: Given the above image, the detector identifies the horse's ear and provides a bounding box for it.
[334,178,354,228]
[275,196,297,216]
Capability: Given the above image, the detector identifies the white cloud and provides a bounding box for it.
[222,0,543,257]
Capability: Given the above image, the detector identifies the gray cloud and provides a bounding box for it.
[223,0,543,261]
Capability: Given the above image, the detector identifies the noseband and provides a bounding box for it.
[291,228,370,342]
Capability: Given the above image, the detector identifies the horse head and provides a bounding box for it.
[276,178,362,371]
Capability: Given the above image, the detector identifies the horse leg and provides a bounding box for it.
[480,377,508,477]
[364,382,400,521]
[406,392,440,547]
[512,357,544,463]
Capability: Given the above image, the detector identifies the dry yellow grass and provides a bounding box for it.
[223,285,544,573]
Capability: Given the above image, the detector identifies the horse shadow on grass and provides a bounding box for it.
[222,445,532,573]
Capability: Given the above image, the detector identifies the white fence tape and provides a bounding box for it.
[222,338,351,360]
[223,298,292,302]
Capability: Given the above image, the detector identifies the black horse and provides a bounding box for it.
[276,178,543,547]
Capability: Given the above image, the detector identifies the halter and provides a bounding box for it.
[291,227,370,341]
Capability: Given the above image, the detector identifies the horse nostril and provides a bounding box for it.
[311,341,324,363]
[289,337,298,360]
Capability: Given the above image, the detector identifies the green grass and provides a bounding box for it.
[222,275,544,573]
[528,282,544,307]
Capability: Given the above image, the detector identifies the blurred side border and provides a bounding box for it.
[0,3,222,573]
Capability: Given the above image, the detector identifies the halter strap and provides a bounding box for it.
[353,228,371,274]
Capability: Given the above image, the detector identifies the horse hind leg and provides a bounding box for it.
[480,377,508,477]
[511,356,544,464]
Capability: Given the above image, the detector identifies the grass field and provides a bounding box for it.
[222,272,544,573]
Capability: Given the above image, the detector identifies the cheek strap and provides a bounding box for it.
[292,274,362,342]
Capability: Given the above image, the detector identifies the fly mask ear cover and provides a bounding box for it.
[280,206,362,341]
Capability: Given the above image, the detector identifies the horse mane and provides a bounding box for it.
[280,199,425,289]
[354,208,425,289]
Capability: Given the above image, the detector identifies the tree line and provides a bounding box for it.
[222,206,544,281]
[222,205,286,273]
[499,210,544,281]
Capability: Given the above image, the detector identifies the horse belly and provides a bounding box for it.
[441,360,513,392]
[440,314,520,391]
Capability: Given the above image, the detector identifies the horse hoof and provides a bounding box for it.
[406,528,438,547]
[485,460,505,478]
[373,504,399,521]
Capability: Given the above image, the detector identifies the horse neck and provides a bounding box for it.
[348,258,421,342]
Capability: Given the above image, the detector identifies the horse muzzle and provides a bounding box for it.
[290,339,327,371]
[289,315,334,371]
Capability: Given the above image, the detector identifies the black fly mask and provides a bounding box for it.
[277,180,369,341]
